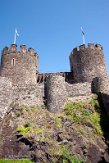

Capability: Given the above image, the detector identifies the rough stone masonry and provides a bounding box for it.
[0,43,109,117]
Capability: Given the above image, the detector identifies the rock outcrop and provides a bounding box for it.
[0,95,109,163]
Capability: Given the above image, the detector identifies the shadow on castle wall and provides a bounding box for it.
[97,93,109,162]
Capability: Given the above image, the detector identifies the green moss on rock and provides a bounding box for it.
[64,96,103,136]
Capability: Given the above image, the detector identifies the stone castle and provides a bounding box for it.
[0,43,109,117]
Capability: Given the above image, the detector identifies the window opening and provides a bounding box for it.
[12,58,15,66]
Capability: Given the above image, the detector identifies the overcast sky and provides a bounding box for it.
[0,0,109,73]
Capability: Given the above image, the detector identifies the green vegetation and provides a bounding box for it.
[17,126,32,136]
[90,95,100,112]
[64,96,103,136]
[15,105,46,137]
[55,116,62,127]
[64,101,85,122]
[59,145,85,163]
[11,104,43,118]
[10,97,107,162]
[0,159,33,163]
[36,127,44,134]
[24,122,31,128]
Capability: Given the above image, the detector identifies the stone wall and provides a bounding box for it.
[45,75,67,113]
[37,72,74,84]
[44,75,92,113]
[0,74,93,115]
[68,94,96,103]
[0,75,108,115]
[66,82,92,103]
[94,77,109,115]
[0,44,38,86]
[0,43,108,115]
[66,82,91,97]
[92,76,109,93]
[70,43,107,83]
[0,77,12,118]
[0,79,44,118]
[12,84,44,106]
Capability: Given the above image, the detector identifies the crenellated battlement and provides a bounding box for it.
[2,44,38,57]
[37,72,73,84]
[71,43,103,54]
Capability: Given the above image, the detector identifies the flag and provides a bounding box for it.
[15,29,19,37]
[81,27,85,35]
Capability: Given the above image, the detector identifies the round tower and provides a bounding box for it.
[0,44,38,86]
[45,74,67,113]
[69,43,108,83]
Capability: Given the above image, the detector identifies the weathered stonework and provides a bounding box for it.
[12,84,44,106]
[0,82,44,118]
[70,44,108,83]
[68,94,96,103]
[0,43,108,115]
[0,42,109,163]
[0,44,38,86]
[0,77,12,118]
[66,82,91,97]
[45,75,67,113]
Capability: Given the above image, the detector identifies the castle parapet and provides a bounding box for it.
[2,45,38,56]
[28,48,35,55]
[2,47,9,55]
[71,43,103,53]
[10,44,17,53]
[20,44,27,53]
[95,44,103,50]
[88,43,95,49]
[79,44,85,50]
[73,47,78,53]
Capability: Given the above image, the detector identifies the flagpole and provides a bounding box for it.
[82,34,85,45]
[14,28,19,44]
[81,27,85,44]
[14,29,16,44]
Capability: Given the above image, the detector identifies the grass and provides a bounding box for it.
[64,96,103,136]
[89,95,100,112]
[17,126,32,136]
[9,99,105,162]
[0,159,33,163]
[36,127,44,134]
[55,117,62,127]
[59,145,85,163]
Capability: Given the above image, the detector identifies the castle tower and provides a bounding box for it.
[0,44,38,86]
[69,43,108,83]
[45,74,67,113]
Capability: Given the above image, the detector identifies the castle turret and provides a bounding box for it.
[69,43,108,83]
[45,74,67,113]
[0,44,38,86]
